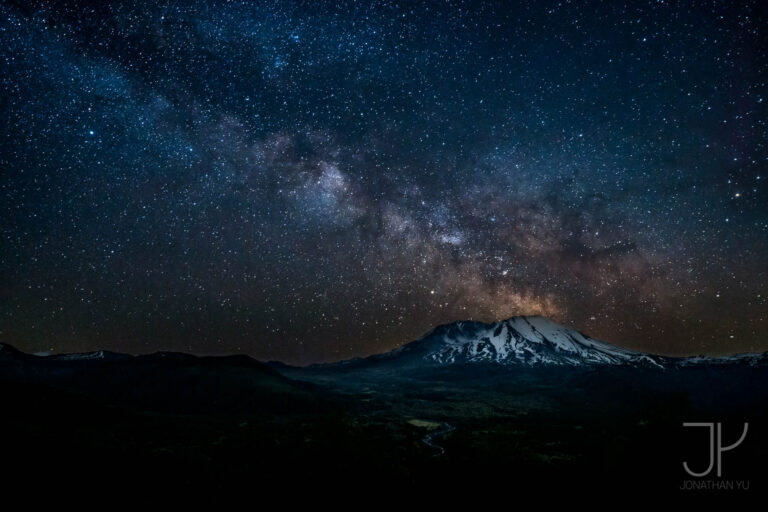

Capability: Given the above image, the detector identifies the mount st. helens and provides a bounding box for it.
[334,315,767,369]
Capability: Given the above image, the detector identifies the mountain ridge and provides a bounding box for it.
[2,314,766,368]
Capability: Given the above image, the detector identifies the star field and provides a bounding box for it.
[1,1,766,363]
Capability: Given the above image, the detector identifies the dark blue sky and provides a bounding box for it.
[1,0,766,363]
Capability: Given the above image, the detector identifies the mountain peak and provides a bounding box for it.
[367,315,670,368]
[421,315,648,366]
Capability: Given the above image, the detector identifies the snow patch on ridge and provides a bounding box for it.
[52,351,106,361]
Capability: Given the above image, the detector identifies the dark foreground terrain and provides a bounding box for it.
[1,343,766,499]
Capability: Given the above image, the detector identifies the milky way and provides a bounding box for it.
[1,1,766,363]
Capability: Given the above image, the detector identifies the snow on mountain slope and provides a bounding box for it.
[404,315,664,367]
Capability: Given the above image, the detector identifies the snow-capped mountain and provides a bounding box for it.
[362,315,766,368]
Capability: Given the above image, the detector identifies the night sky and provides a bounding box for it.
[1,1,766,364]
